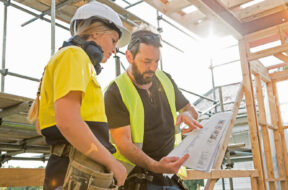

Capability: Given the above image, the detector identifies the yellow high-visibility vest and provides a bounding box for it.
[113,70,181,170]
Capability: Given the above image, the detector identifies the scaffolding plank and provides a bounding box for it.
[0,92,32,109]
[13,0,147,32]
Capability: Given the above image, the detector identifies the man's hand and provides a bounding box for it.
[176,111,203,134]
[151,154,189,174]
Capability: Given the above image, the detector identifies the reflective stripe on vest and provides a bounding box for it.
[113,70,180,167]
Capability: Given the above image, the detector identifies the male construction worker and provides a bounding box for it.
[104,24,203,190]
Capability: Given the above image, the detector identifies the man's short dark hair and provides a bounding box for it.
[127,30,162,58]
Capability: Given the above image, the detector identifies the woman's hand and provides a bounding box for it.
[106,158,127,186]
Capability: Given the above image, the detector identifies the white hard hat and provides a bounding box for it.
[70,1,131,48]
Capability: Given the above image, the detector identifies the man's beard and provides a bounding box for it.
[131,62,155,85]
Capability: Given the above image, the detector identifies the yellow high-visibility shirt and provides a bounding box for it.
[38,46,107,130]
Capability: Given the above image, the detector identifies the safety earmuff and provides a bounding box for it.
[61,35,104,74]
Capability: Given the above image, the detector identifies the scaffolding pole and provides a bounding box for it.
[156,11,163,70]
[51,0,56,55]
[0,69,40,82]
[21,0,76,27]
[0,0,69,30]
[125,0,142,9]
[1,0,9,92]
[157,14,198,41]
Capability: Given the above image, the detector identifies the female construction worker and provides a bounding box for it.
[28,1,130,190]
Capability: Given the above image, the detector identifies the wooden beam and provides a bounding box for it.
[232,0,286,21]
[284,126,288,129]
[266,177,287,182]
[248,33,281,48]
[181,10,207,25]
[192,0,242,39]
[248,43,288,61]
[245,23,286,48]
[183,169,258,180]
[255,75,277,190]
[201,0,288,36]
[164,0,192,15]
[267,63,288,70]
[270,69,288,82]
[250,60,271,82]
[274,52,288,63]
[239,39,267,190]
[241,5,286,23]
[266,82,288,188]
[0,168,44,186]
[245,22,288,48]
[259,121,278,130]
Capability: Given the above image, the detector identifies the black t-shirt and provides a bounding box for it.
[104,72,188,184]
[105,72,188,158]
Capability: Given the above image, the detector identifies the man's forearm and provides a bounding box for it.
[117,141,157,171]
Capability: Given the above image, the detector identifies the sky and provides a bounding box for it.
[0,0,287,175]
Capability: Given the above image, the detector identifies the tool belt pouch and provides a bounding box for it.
[172,175,188,190]
[63,147,117,190]
[50,144,70,157]
[123,178,147,190]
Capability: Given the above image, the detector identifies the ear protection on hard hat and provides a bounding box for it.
[61,35,103,74]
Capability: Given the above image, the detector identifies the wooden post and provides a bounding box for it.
[266,82,288,189]
[272,81,288,180]
[255,75,276,190]
[251,177,259,190]
[239,39,266,190]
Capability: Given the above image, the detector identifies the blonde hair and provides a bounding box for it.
[28,67,46,122]
[27,20,115,123]
[75,20,115,39]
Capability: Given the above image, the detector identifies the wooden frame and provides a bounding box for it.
[238,21,288,190]
[187,18,288,190]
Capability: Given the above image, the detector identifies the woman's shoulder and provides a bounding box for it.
[57,45,86,57]
[47,46,91,70]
